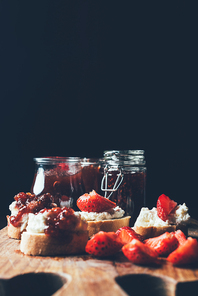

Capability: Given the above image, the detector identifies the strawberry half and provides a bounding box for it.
[122,239,160,265]
[116,226,144,245]
[157,194,177,221]
[145,232,178,256]
[167,237,198,265]
[85,231,123,257]
[77,190,116,213]
[173,230,187,246]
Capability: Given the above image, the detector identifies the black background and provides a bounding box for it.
[1,1,198,226]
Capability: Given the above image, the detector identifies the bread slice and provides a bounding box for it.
[7,215,27,240]
[7,220,21,239]
[134,223,188,239]
[20,230,89,256]
[133,204,190,239]
[86,216,131,238]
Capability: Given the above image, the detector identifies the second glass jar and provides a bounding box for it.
[100,150,146,224]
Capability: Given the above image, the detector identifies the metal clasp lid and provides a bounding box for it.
[101,166,124,199]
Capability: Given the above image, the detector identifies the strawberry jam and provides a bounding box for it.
[31,157,84,211]
[10,192,58,227]
[81,158,103,193]
[41,207,79,238]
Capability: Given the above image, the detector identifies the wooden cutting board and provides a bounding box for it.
[1,227,198,296]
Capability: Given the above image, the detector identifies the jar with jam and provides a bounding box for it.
[31,157,84,211]
[101,150,146,225]
[81,158,103,193]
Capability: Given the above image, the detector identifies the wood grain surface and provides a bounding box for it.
[0,227,198,296]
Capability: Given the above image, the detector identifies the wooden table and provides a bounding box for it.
[0,227,198,296]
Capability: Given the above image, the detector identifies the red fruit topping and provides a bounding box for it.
[122,239,160,265]
[14,192,36,206]
[77,190,116,213]
[173,230,187,246]
[116,226,144,245]
[43,207,79,237]
[145,232,179,256]
[10,192,58,227]
[167,237,198,265]
[85,231,123,257]
[157,194,177,221]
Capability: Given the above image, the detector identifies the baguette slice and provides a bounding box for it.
[134,223,188,239]
[86,216,131,238]
[7,215,27,240]
[133,204,190,239]
[20,230,88,256]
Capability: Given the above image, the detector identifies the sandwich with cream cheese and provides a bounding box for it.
[76,190,131,237]
[20,207,88,256]
[133,194,190,238]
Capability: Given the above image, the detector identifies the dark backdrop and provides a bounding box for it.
[1,1,198,226]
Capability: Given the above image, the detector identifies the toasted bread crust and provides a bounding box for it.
[134,223,188,239]
[87,216,131,238]
[20,231,89,256]
[7,216,22,240]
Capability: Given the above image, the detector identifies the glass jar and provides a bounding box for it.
[81,158,103,193]
[31,157,84,211]
[101,150,146,225]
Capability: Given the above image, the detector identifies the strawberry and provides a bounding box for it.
[85,231,123,257]
[145,232,178,256]
[116,226,144,245]
[167,237,198,265]
[157,194,177,221]
[122,239,160,265]
[57,163,69,171]
[173,230,187,246]
[77,190,116,213]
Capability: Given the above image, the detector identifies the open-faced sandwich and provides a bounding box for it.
[7,192,59,239]
[76,190,131,237]
[133,194,190,238]
[20,207,88,256]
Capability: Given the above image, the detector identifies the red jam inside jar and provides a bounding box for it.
[31,157,84,211]
[81,158,103,193]
[100,150,146,225]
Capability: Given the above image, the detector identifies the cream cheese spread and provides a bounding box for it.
[134,203,190,227]
[9,201,29,230]
[26,212,48,233]
[134,207,169,227]
[168,203,190,224]
[26,211,87,234]
[20,214,29,231]
[76,206,125,221]
[9,201,18,216]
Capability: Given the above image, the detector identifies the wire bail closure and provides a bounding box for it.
[101,166,124,199]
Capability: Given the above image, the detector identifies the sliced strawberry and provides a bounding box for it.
[157,194,177,221]
[77,190,116,213]
[145,232,178,256]
[85,231,123,257]
[173,230,187,246]
[116,226,144,245]
[122,239,160,265]
[167,237,198,265]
